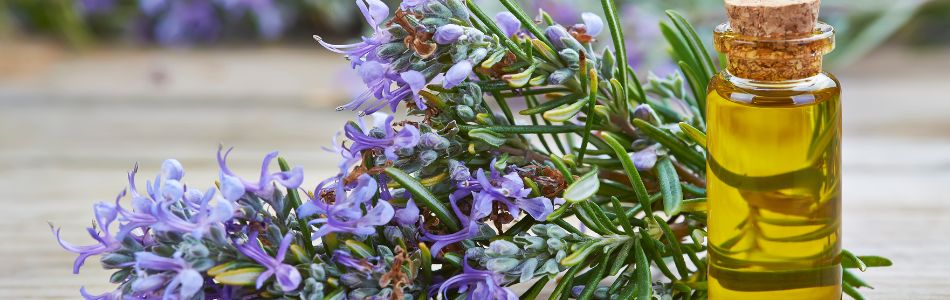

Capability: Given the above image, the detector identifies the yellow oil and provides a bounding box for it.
[706,72,842,299]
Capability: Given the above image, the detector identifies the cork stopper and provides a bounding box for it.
[716,0,833,81]
[724,0,820,38]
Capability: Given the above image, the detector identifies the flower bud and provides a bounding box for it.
[633,104,659,125]
[100,253,133,269]
[486,257,520,273]
[445,0,468,19]
[548,68,575,85]
[426,1,452,18]
[419,150,438,166]
[348,288,381,299]
[487,240,520,257]
[455,105,475,121]
[558,49,580,68]
[161,159,184,181]
[340,273,364,288]
[376,42,407,59]
[434,24,465,44]
[545,25,572,49]
[496,12,521,37]
[420,132,442,149]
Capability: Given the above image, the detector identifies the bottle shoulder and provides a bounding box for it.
[708,71,840,107]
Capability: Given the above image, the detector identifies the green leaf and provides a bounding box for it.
[843,269,872,289]
[678,122,707,149]
[578,254,611,300]
[577,68,599,166]
[653,215,690,279]
[419,242,433,283]
[214,267,265,286]
[520,94,585,115]
[611,196,636,236]
[657,157,684,216]
[467,128,507,147]
[601,132,652,217]
[551,264,584,299]
[385,167,460,232]
[344,239,375,258]
[843,282,866,300]
[459,124,586,134]
[842,252,892,270]
[542,99,589,122]
[561,240,604,267]
[520,275,550,300]
[634,238,652,300]
[665,10,716,80]
[564,167,600,203]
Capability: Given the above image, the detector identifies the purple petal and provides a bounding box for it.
[161,180,184,201]
[394,198,420,225]
[495,12,521,37]
[434,24,465,44]
[219,173,245,201]
[632,145,659,171]
[444,60,473,89]
[400,70,427,94]
[177,269,203,298]
[516,197,554,221]
[357,0,390,27]
[275,264,302,291]
[392,125,420,149]
[581,12,604,37]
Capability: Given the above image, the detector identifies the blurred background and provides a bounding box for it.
[2,0,949,298]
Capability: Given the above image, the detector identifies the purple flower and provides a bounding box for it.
[452,163,554,222]
[433,255,518,300]
[217,147,304,197]
[235,232,302,292]
[358,0,390,27]
[304,174,394,239]
[332,250,377,274]
[133,252,204,298]
[444,60,473,89]
[394,197,420,226]
[581,12,604,37]
[495,12,521,37]
[435,24,465,44]
[344,114,420,161]
[400,70,429,110]
[52,193,124,274]
[150,188,235,238]
[632,144,660,171]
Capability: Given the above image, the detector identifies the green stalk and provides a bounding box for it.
[277,157,315,256]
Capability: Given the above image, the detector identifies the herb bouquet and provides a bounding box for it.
[53,0,891,299]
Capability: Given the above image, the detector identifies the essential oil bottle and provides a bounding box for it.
[706,0,842,299]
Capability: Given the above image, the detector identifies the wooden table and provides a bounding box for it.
[1,45,948,299]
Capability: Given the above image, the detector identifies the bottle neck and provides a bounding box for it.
[714,22,835,82]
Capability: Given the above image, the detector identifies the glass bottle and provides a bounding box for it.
[706,22,841,299]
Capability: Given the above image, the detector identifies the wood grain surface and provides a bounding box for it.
[1,44,948,299]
